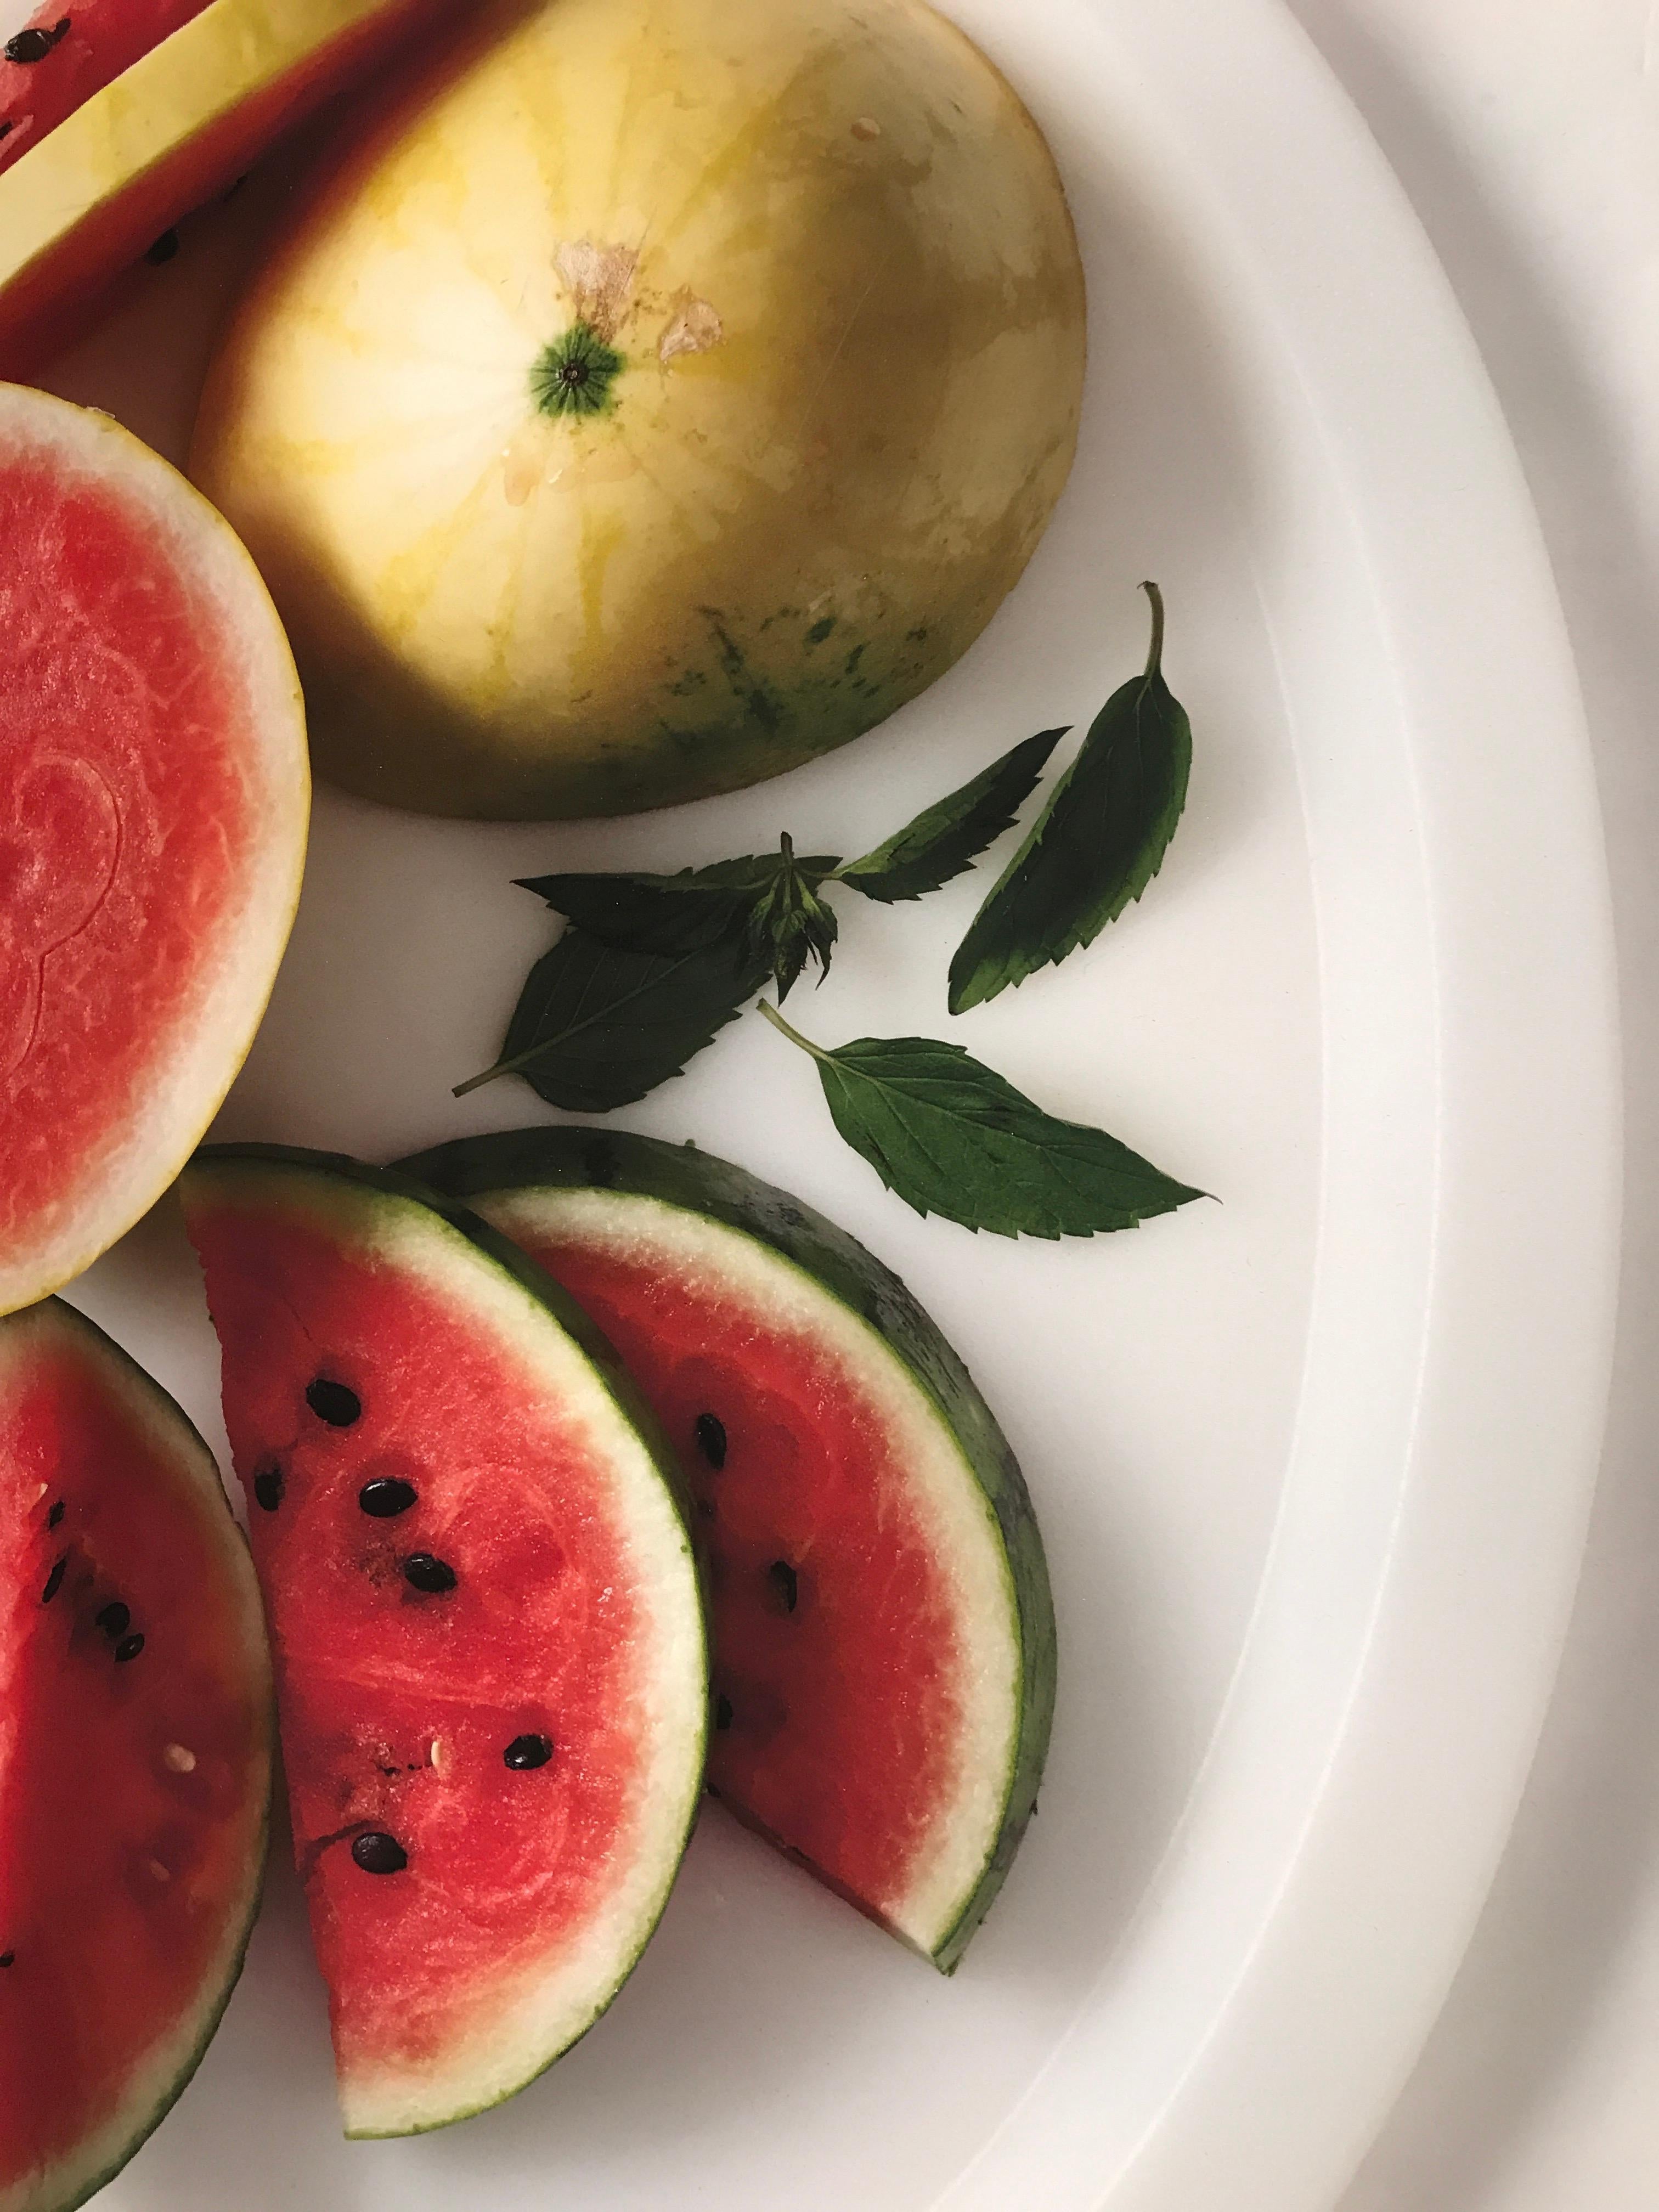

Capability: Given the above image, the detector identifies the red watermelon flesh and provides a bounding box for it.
[0,0,213,177]
[0,384,308,1318]
[182,1147,707,2137]
[0,1297,269,2212]
[415,1133,1053,1977]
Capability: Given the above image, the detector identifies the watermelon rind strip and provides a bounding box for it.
[399,1124,1057,1977]
[182,1144,710,2137]
[0,1299,272,2212]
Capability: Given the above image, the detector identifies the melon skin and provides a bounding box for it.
[403,1125,1056,1973]
[189,0,1088,821]
[0,383,309,1319]
[0,0,454,377]
[180,1144,709,2137]
[0,1297,272,2212]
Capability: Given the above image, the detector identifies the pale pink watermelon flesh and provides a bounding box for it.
[182,1151,707,2136]
[0,0,448,376]
[0,1299,269,2208]
[0,387,307,1318]
[0,0,214,177]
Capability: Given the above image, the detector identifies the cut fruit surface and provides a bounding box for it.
[0,1296,270,2212]
[405,1126,1056,1972]
[0,383,308,1318]
[180,1145,708,2136]
[0,0,449,375]
[0,1,214,179]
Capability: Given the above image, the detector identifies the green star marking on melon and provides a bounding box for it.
[403,1124,1056,1973]
[531,321,625,419]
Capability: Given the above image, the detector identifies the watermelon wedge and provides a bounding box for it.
[0,1296,271,2212]
[180,1144,708,2136]
[0,0,450,375]
[0,383,308,1319]
[405,1126,1056,1973]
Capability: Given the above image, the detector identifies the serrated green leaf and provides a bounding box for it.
[761,1006,1203,1238]
[454,928,769,1110]
[949,585,1191,1014]
[516,853,839,958]
[747,833,840,999]
[837,728,1067,903]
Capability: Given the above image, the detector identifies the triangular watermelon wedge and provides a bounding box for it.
[405,1126,1057,1973]
[0,1296,271,2212]
[180,1144,708,2136]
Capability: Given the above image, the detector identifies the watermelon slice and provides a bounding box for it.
[0,0,452,375]
[179,1144,708,2136]
[405,1126,1056,1973]
[0,382,308,1319]
[0,1,213,178]
[0,1296,271,2212]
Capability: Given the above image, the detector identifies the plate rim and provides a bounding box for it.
[934,1,1621,2205]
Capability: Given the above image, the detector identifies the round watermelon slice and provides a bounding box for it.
[0,1295,271,2212]
[0,0,452,375]
[0,382,308,1319]
[179,1144,708,2137]
[404,1126,1056,1973]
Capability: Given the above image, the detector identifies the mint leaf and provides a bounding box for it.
[837,728,1066,904]
[747,833,839,999]
[948,584,1190,1014]
[455,928,769,1109]
[516,852,838,958]
[761,1005,1203,1238]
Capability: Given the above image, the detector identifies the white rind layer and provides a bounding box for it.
[184,1162,708,2139]
[0,1299,270,2212]
[478,1184,1023,1962]
[0,383,309,1318]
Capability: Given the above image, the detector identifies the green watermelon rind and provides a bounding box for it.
[399,1124,1057,1977]
[2,1297,272,2212]
[183,1143,710,2136]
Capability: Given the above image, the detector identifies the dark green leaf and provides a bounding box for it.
[838,727,1066,903]
[761,1007,1203,1238]
[516,853,839,958]
[747,834,839,999]
[949,584,1191,1014]
[455,928,769,1111]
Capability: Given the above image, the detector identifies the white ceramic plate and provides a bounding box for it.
[22,0,1618,2206]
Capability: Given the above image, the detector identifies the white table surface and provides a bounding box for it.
[1287,4,1659,2207]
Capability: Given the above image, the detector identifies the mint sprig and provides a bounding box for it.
[837,729,1065,903]
[759,1003,1202,1238]
[949,584,1191,1013]
[458,583,1204,1242]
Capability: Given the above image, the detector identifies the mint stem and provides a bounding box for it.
[1140,580,1165,678]
[453,1048,537,1098]
[758,1000,830,1061]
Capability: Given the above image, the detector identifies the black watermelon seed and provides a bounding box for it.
[0,1952,13,1967]
[351,1831,407,1875]
[714,1695,733,1731]
[0,123,13,142]
[306,1378,361,1427]
[766,1560,798,1615]
[359,1477,417,1519]
[403,1553,456,1595]
[503,1733,554,1770]
[694,1412,727,1469]
[5,19,70,64]
[46,1500,64,1530]
[40,1556,65,1604]
[253,1464,284,1513]
[95,1601,130,1638]
[114,1633,144,1663]
[144,228,179,266]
